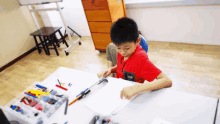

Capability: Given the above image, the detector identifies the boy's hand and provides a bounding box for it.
[97,68,112,78]
[120,84,142,100]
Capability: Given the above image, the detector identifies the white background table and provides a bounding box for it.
[34,67,218,124]
[214,99,220,124]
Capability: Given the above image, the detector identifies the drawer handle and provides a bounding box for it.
[91,0,95,4]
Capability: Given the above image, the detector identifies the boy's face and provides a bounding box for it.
[115,37,141,58]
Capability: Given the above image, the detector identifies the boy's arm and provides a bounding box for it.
[107,61,114,77]
[107,60,113,68]
[107,60,117,73]
[97,64,117,78]
[110,65,117,73]
[138,72,172,92]
[120,73,172,100]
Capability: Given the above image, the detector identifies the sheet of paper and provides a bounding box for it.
[151,117,173,124]
[84,77,136,116]
[41,67,100,97]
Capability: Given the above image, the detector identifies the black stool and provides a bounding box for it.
[30,27,69,56]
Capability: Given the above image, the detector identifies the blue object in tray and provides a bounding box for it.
[50,90,57,95]
[36,84,47,90]
[25,93,38,99]
[41,96,50,102]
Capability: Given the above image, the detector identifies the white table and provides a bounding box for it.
[28,67,220,123]
[111,89,217,124]
[214,99,220,124]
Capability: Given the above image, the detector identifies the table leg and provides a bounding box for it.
[43,36,50,55]
[58,30,69,47]
[50,35,59,56]
[33,36,41,54]
[53,34,60,47]
[214,99,219,124]
[46,36,51,55]
[39,36,49,55]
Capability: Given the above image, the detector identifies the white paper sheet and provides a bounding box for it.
[84,77,137,116]
[41,67,100,98]
[151,117,174,124]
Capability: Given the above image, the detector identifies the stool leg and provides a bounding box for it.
[39,36,48,55]
[43,36,50,55]
[50,35,59,56]
[58,30,69,47]
[33,36,41,54]
[46,36,51,55]
[53,34,60,47]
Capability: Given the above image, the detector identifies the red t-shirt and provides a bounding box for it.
[115,45,162,83]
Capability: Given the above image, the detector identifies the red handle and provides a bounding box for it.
[56,84,68,91]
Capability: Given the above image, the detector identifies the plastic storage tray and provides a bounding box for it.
[0,82,68,124]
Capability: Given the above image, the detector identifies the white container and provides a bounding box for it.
[1,82,69,124]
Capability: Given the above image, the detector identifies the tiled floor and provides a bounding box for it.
[0,36,220,106]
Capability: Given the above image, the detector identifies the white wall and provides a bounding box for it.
[127,5,220,45]
[36,0,220,45]
[0,0,45,68]
[34,0,91,38]
[19,0,62,5]
[125,0,220,8]
[59,0,91,37]
[42,3,65,39]
[34,5,52,27]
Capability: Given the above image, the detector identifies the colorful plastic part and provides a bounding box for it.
[24,93,38,98]
[26,89,50,97]
[10,105,22,112]
[35,104,43,110]
[41,96,51,103]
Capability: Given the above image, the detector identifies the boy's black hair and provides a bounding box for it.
[110,17,139,46]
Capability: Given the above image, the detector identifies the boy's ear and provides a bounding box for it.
[136,37,141,44]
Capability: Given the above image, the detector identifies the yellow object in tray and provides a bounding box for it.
[26,89,50,97]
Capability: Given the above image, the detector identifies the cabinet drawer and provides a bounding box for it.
[92,33,112,50]
[89,22,112,33]
[85,10,111,21]
[82,0,109,10]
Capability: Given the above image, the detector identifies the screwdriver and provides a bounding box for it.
[68,78,108,106]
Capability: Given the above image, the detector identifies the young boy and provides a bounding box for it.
[97,17,172,100]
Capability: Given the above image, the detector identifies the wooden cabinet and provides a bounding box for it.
[82,0,127,51]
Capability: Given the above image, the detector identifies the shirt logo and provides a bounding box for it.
[124,71,135,82]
